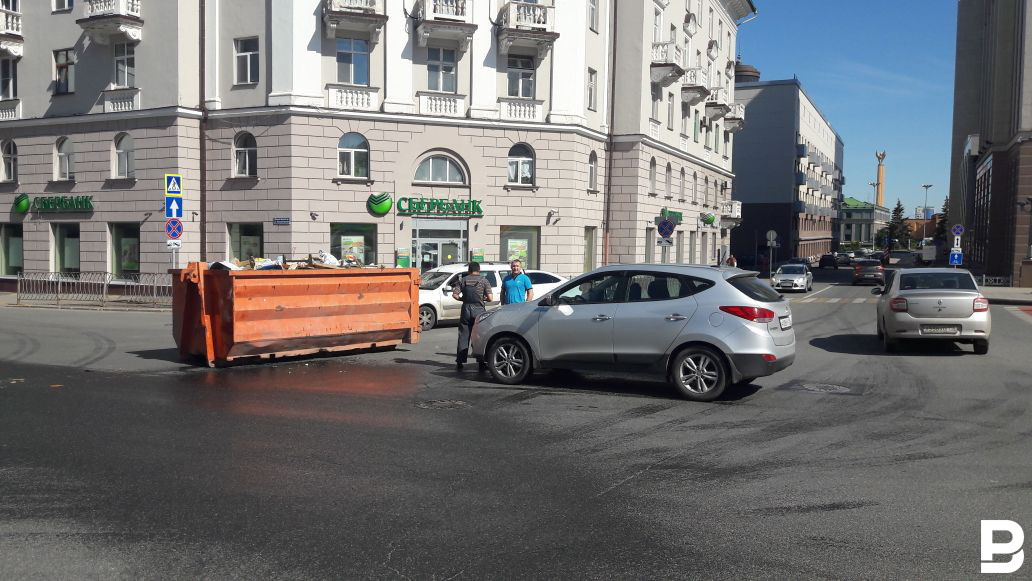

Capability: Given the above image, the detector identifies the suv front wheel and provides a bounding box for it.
[670,346,727,401]
[487,336,532,385]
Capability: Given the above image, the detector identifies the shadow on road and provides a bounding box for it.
[810,334,971,357]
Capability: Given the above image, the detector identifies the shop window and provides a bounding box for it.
[229,223,263,261]
[53,223,80,273]
[110,223,140,278]
[1,140,16,182]
[337,132,369,178]
[500,226,540,270]
[507,143,534,186]
[1,223,23,276]
[55,137,74,181]
[113,133,134,179]
[233,132,258,177]
[330,223,377,266]
[415,154,466,184]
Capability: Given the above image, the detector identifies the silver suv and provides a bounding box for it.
[470,265,795,401]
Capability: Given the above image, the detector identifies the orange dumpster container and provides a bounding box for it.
[172,262,420,367]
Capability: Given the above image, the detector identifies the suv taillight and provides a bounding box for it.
[890,297,908,312]
[720,306,776,324]
[974,297,989,312]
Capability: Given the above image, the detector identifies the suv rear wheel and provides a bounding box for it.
[487,336,532,385]
[670,346,727,402]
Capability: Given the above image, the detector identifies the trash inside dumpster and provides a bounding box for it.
[173,262,420,367]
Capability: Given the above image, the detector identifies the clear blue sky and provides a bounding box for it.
[737,0,956,215]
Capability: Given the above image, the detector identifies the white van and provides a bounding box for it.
[418,263,567,330]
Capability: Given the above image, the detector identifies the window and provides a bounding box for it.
[646,227,655,262]
[234,37,260,85]
[667,92,674,130]
[113,133,134,178]
[680,103,689,135]
[110,223,140,278]
[627,273,713,302]
[729,275,784,302]
[679,168,685,200]
[693,109,700,142]
[233,132,258,177]
[1,140,15,182]
[53,0,72,10]
[587,68,597,111]
[2,0,17,11]
[588,0,598,31]
[1,223,23,276]
[54,49,75,94]
[692,172,698,203]
[229,223,264,261]
[54,223,80,274]
[331,223,377,265]
[649,158,657,194]
[653,8,663,43]
[0,58,16,100]
[114,43,135,87]
[708,7,714,38]
[714,123,720,154]
[507,56,535,98]
[651,88,660,120]
[718,20,724,51]
[584,226,596,272]
[507,143,534,186]
[427,47,456,93]
[500,226,540,269]
[554,272,625,305]
[415,154,466,184]
[55,137,74,181]
[336,38,370,85]
[337,132,369,178]
[588,151,598,191]
[528,272,561,285]
[665,163,672,198]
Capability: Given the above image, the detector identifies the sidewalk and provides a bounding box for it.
[981,287,1032,306]
[0,292,170,311]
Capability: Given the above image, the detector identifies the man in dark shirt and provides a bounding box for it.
[452,262,493,370]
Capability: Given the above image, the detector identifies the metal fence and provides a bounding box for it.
[979,275,1012,287]
[16,271,172,308]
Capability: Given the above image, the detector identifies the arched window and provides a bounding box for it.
[1,140,16,183]
[692,172,698,203]
[507,143,535,186]
[665,163,672,198]
[55,137,74,181]
[337,132,369,179]
[587,151,598,191]
[679,168,685,200]
[649,157,657,194]
[113,133,134,178]
[233,132,258,177]
[415,154,466,184]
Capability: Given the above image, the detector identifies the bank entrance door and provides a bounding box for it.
[413,218,468,272]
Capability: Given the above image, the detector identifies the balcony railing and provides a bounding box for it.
[326,84,380,111]
[498,97,544,122]
[651,41,682,66]
[683,12,698,36]
[425,0,467,21]
[649,119,661,139]
[0,98,20,121]
[500,1,553,32]
[680,68,710,105]
[327,0,377,11]
[724,103,745,132]
[85,0,142,18]
[103,87,140,113]
[0,7,21,36]
[417,91,465,118]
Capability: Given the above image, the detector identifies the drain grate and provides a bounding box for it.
[415,399,472,410]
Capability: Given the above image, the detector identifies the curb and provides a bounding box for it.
[986,297,1032,307]
[1,303,170,313]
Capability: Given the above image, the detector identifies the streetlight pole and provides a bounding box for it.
[868,181,880,246]
[921,183,933,242]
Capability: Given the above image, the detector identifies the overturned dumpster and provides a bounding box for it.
[173,263,420,367]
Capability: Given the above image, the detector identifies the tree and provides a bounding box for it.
[934,197,950,246]
[884,200,912,250]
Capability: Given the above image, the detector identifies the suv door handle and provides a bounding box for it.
[666,314,687,321]
[592,315,612,322]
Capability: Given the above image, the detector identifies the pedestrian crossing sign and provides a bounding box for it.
[165,174,183,197]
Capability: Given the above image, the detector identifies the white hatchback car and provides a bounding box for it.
[418,263,567,330]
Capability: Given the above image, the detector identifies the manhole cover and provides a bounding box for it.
[415,400,472,410]
[780,382,858,395]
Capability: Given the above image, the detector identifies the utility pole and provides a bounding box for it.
[921,183,933,242]
[867,181,880,207]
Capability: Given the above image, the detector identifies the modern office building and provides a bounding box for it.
[948,0,1032,285]
[914,206,935,220]
[730,65,844,265]
[0,0,755,285]
[838,196,889,247]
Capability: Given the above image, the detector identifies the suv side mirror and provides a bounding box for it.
[871,287,883,295]
[540,295,555,307]
[443,286,453,293]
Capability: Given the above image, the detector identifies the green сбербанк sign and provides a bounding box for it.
[397,197,483,217]
[13,194,94,213]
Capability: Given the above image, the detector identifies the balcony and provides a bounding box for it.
[322,0,388,45]
[650,41,684,86]
[326,84,380,111]
[649,119,661,139]
[724,102,745,132]
[707,39,719,61]
[680,67,710,106]
[683,12,698,37]
[415,0,477,51]
[78,0,143,44]
[0,98,20,121]
[796,143,808,159]
[417,91,465,118]
[704,88,729,121]
[0,6,22,57]
[498,97,544,122]
[497,1,558,58]
[102,87,140,113]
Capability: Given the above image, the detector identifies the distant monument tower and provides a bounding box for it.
[875,151,887,207]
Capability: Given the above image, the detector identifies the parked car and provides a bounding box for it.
[418,263,567,330]
[835,253,853,266]
[787,257,812,267]
[772,264,813,292]
[470,265,796,401]
[851,259,885,286]
[873,268,990,354]
[819,254,838,269]
[886,251,916,266]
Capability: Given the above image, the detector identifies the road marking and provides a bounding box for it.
[826,298,841,303]
[798,298,816,303]
[853,298,867,304]
[798,285,834,301]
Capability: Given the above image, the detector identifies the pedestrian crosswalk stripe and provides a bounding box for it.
[790,297,879,305]
[799,298,816,303]
[826,298,841,303]
[852,298,867,303]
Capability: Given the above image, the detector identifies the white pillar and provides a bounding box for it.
[383,0,415,113]
[548,0,587,125]
[469,0,498,120]
[204,0,221,109]
[268,0,323,107]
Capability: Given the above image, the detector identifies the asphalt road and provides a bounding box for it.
[1,270,1031,579]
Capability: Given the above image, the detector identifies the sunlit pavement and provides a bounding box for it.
[2,269,1031,578]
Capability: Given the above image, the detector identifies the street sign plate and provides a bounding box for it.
[167,240,182,249]
[951,224,965,237]
[657,218,675,238]
[766,229,778,242]
[657,237,674,247]
[165,196,183,219]
[949,251,963,266]
[165,218,184,240]
[165,174,183,196]
[953,235,962,248]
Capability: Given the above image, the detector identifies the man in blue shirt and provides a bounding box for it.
[501,259,534,305]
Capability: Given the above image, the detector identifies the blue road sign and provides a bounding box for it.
[951,224,965,237]
[165,218,184,240]
[165,196,183,219]
[657,218,675,239]
[165,174,183,196]
[949,251,963,266]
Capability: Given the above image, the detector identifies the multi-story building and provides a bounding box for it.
[0,0,754,285]
[914,206,935,220]
[948,0,1032,286]
[729,63,844,265]
[838,196,889,247]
